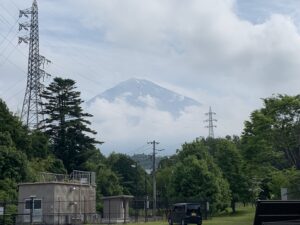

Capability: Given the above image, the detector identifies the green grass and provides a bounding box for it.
[129,206,255,225]
[203,206,255,225]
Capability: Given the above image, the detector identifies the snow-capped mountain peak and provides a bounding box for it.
[87,78,201,117]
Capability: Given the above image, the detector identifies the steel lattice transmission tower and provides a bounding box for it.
[204,106,217,138]
[19,0,51,129]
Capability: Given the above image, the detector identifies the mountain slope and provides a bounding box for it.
[87,78,201,117]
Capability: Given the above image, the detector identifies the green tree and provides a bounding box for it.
[40,77,101,172]
[156,165,174,201]
[0,99,30,154]
[27,131,49,159]
[268,168,300,199]
[107,153,148,197]
[0,179,18,200]
[0,131,29,201]
[242,94,300,169]
[170,140,231,212]
[28,155,66,177]
[0,98,68,200]
[156,155,177,201]
[95,164,123,197]
[94,163,123,212]
[0,132,29,182]
[171,155,231,213]
[240,95,300,200]
[206,138,249,213]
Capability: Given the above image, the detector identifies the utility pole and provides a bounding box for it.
[19,0,51,130]
[204,106,217,138]
[131,162,138,222]
[144,171,148,222]
[147,140,159,220]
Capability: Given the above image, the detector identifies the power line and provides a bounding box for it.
[0,18,19,47]
[39,36,105,95]
[40,30,114,90]
[30,13,110,96]
[0,40,20,67]
[42,36,104,78]
[130,148,153,157]
[7,0,20,11]
[42,40,105,89]
[0,20,28,61]
[2,76,26,98]
[0,2,17,27]
[50,62,103,91]
[0,3,17,21]
[0,29,20,60]
[4,52,27,74]
[125,144,152,155]
[5,86,25,103]
[0,12,11,26]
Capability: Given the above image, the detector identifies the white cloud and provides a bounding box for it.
[137,95,157,108]
[87,98,207,155]
[66,0,300,94]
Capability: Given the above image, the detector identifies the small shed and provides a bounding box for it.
[101,195,133,223]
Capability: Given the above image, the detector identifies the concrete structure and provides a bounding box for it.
[17,171,98,225]
[101,195,133,223]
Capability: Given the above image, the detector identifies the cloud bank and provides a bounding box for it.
[87,97,206,155]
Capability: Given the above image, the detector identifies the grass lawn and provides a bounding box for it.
[129,206,255,225]
[203,206,255,225]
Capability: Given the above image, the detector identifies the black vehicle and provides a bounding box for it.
[168,203,202,225]
[253,200,300,225]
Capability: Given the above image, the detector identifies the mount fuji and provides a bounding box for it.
[87,78,201,117]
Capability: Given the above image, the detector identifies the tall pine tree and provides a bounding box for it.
[40,77,101,172]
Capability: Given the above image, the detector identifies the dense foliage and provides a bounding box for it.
[0,99,65,200]
[157,138,245,213]
[241,95,300,200]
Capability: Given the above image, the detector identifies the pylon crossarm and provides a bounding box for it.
[19,22,31,31]
[18,36,30,44]
[19,8,32,18]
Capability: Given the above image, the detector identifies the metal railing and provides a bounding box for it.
[36,170,96,186]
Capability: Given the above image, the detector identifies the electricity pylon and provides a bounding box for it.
[204,106,217,138]
[19,0,51,129]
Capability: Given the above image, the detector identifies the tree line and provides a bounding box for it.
[0,77,299,214]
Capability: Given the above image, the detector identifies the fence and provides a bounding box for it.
[0,200,100,225]
[0,198,210,225]
[128,198,210,222]
[97,197,210,224]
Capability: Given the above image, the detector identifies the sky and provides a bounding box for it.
[1,0,300,155]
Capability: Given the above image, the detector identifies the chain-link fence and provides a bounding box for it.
[129,198,210,222]
[0,198,210,225]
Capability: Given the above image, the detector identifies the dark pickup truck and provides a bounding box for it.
[253,200,300,225]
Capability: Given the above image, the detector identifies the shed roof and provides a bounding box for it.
[101,195,134,200]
